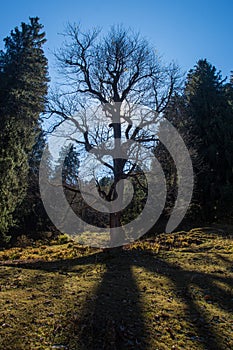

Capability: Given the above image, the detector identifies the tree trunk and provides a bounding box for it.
[108,103,126,247]
[109,211,125,247]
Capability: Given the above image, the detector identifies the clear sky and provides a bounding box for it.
[1,0,233,82]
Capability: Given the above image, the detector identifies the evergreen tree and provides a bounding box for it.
[184,59,233,220]
[154,94,201,228]
[62,144,80,186]
[0,17,49,244]
[52,144,80,186]
[49,144,82,231]
[14,131,51,235]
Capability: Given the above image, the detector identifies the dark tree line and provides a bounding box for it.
[159,60,233,225]
[0,19,233,246]
[155,60,233,227]
[185,60,233,220]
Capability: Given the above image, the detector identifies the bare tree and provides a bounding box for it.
[47,24,181,246]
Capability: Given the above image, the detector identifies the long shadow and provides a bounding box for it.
[76,257,148,350]
[4,251,148,349]
[2,249,233,349]
[136,253,233,350]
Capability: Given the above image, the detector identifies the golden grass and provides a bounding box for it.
[0,227,232,349]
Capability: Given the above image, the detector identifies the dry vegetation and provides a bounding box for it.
[0,227,233,350]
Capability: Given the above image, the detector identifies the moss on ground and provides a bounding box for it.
[0,227,232,349]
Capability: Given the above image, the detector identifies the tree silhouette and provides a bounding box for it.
[48,24,180,246]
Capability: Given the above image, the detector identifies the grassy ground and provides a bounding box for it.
[0,227,232,350]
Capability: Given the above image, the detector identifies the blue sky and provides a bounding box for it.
[1,0,233,81]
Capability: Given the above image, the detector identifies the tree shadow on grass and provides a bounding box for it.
[75,258,148,350]
[5,251,148,349]
[2,249,233,350]
[137,252,233,350]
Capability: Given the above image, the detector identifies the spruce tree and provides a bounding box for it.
[0,17,49,244]
[184,59,233,220]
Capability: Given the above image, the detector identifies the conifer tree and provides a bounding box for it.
[0,17,49,243]
[184,59,233,220]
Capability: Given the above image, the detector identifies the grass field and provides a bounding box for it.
[0,227,233,350]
